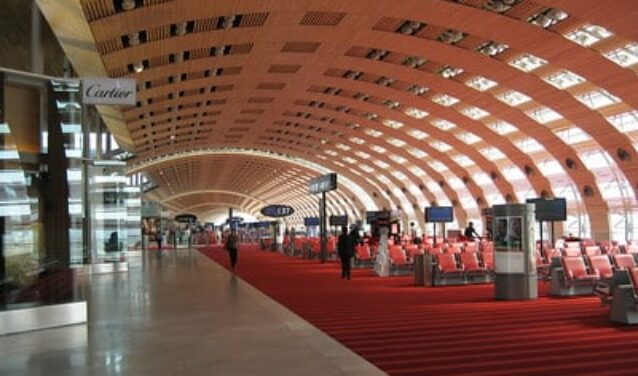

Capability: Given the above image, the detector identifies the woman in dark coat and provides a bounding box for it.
[337,226,351,279]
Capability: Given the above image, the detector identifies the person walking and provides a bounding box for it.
[155,231,163,250]
[464,221,480,241]
[224,228,240,271]
[337,226,351,279]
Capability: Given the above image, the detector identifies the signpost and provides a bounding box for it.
[308,173,338,263]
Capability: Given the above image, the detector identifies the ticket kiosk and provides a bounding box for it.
[493,204,537,300]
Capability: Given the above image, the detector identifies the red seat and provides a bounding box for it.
[613,254,636,270]
[627,245,638,254]
[405,244,423,258]
[563,247,582,257]
[437,253,463,274]
[562,256,599,283]
[629,267,638,297]
[355,244,373,261]
[459,252,486,273]
[482,251,494,271]
[389,246,409,265]
[446,245,462,254]
[588,255,613,279]
[583,246,601,256]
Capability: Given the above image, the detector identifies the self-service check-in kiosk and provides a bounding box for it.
[493,204,537,300]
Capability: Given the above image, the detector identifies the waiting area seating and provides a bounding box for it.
[610,267,638,325]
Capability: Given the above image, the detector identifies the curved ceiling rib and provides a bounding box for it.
[40,0,638,238]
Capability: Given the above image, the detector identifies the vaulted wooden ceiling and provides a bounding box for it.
[38,0,638,236]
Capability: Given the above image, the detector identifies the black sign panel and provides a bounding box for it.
[304,217,320,226]
[329,215,348,226]
[175,214,197,223]
[526,198,566,221]
[365,210,391,222]
[226,216,244,223]
[425,206,454,223]
[260,205,295,218]
[309,173,337,194]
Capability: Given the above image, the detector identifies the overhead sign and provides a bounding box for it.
[226,216,244,223]
[175,214,197,223]
[261,204,294,218]
[329,215,348,226]
[309,173,337,194]
[82,77,136,105]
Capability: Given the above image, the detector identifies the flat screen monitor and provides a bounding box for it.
[526,198,566,221]
[304,217,320,226]
[425,206,454,223]
[329,215,348,226]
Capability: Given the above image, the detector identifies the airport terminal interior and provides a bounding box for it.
[1,0,638,375]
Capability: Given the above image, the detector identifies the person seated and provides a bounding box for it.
[105,231,120,253]
[464,222,480,241]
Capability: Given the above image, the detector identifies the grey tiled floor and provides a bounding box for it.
[0,249,385,376]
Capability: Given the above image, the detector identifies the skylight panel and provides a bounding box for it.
[473,172,492,186]
[543,70,585,89]
[466,76,498,91]
[509,53,547,72]
[564,24,613,47]
[392,171,407,180]
[349,136,365,144]
[378,175,391,184]
[389,154,407,164]
[575,89,621,110]
[428,161,447,171]
[336,143,351,151]
[480,147,506,160]
[343,157,357,164]
[537,159,565,176]
[606,111,638,133]
[404,107,429,119]
[324,150,338,156]
[382,119,405,129]
[488,121,517,135]
[604,43,638,67]
[438,65,464,79]
[514,138,545,153]
[364,128,383,137]
[407,129,428,140]
[452,155,475,167]
[526,106,563,124]
[458,132,482,144]
[409,148,427,158]
[430,141,452,152]
[476,41,509,57]
[461,106,490,120]
[370,145,387,153]
[432,94,459,107]
[333,161,345,167]
[355,151,370,159]
[449,177,465,189]
[374,160,389,168]
[555,127,591,144]
[432,119,456,130]
[496,90,531,106]
[502,167,526,180]
[409,166,426,176]
[360,164,374,173]
[387,138,406,147]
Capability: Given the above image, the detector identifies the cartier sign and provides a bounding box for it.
[82,78,136,105]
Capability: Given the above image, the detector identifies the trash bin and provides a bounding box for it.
[414,254,426,286]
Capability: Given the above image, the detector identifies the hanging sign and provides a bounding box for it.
[260,205,295,218]
[309,173,337,194]
[82,77,136,105]
[175,214,197,223]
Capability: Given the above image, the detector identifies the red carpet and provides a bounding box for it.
[200,245,638,376]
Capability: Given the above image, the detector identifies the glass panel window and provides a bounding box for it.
[579,150,609,169]
[526,106,563,124]
[387,138,406,147]
[404,107,429,119]
[349,136,365,144]
[473,172,492,186]
[509,53,547,72]
[486,193,506,206]
[514,137,545,153]
[360,164,374,173]
[431,94,459,107]
[564,24,613,47]
[604,43,638,68]
[342,157,357,164]
[392,171,407,180]
[374,160,389,168]
[355,151,370,159]
[488,120,517,135]
[382,119,404,129]
[430,141,452,152]
[457,132,482,144]
[449,177,465,189]
[606,111,638,133]
[502,166,526,180]
[370,145,387,153]
[364,128,383,137]
[461,106,490,120]
[466,76,498,91]
[452,155,475,167]
[336,143,350,151]
[409,148,427,158]
[479,147,506,160]
[575,89,621,110]
[555,126,591,144]
[407,129,428,140]
[324,149,338,156]
[432,119,456,130]
[389,154,407,164]
[378,175,391,184]
[409,165,426,176]
[543,70,585,89]
[537,159,566,176]
[496,90,531,106]
[428,161,448,171]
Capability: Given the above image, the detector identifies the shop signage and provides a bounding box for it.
[175,214,197,223]
[260,205,294,218]
[82,77,136,105]
[309,173,337,194]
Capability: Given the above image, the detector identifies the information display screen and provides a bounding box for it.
[425,206,454,223]
[526,198,566,221]
[329,215,348,226]
[304,217,320,226]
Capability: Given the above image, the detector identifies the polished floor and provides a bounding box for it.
[0,249,385,376]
